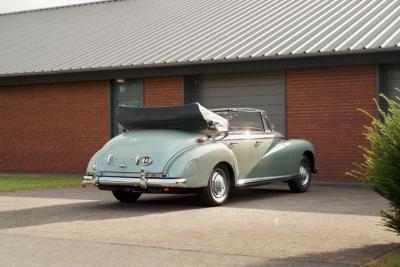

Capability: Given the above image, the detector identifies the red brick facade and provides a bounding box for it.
[0,70,377,179]
[286,65,377,180]
[0,81,110,173]
[144,76,183,106]
[0,77,184,174]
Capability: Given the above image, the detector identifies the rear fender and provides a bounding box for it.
[165,142,238,188]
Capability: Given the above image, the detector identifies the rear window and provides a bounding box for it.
[215,111,264,132]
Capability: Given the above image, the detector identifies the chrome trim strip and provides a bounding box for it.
[97,177,187,188]
[236,174,297,186]
[211,108,266,113]
[223,134,275,141]
[100,172,141,177]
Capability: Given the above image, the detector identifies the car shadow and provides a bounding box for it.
[0,186,293,230]
[0,193,202,230]
[0,182,386,230]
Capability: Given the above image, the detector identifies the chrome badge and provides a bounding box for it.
[141,156,153,166]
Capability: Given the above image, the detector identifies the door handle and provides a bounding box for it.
[255,140,263,146]
[228,141,238,148]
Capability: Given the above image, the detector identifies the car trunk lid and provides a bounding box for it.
[95,129,204,175]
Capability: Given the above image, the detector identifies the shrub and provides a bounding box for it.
[348,89,400,234]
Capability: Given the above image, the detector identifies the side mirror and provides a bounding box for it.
[271,124,276,131]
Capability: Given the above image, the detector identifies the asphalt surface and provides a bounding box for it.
[0,182,398,267]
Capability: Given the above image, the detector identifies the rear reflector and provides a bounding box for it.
[196,137,205,143]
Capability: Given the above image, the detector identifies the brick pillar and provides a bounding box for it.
[286,65,377,180]
[144,76,183,107]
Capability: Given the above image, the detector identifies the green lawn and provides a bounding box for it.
[0,175,82,192]
[366,250,400,267]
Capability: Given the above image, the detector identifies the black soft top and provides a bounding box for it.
[116,103,228,133]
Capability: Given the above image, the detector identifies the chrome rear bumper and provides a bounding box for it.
[82,175,186,188]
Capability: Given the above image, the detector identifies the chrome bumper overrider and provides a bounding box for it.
[82,175,186,189]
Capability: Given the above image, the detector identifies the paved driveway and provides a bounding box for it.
[0,182,398,267]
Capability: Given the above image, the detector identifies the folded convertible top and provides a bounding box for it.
[116,103,229,134]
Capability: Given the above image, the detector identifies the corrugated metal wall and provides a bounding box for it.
[192,73,285,133]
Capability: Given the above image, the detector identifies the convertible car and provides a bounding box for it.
[83,103,316,206]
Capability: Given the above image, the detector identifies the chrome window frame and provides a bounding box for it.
[212,108,273,137]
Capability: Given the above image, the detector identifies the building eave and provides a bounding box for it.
[1,50,400,86]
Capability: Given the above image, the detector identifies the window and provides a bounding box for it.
[216,111,265,132]
[113,79,143,135]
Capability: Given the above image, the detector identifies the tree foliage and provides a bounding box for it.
[349,89,400,234]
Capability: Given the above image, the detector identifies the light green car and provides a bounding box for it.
[83,105,316,206]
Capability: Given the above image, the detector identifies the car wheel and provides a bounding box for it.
[198,164,231,206]
[288,156,312,193]
[112,191,142,203]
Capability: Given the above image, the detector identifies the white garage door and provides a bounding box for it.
[192,72,286,133]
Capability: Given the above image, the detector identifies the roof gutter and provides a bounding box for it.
[1,47,400,79]
[0,49,399,86]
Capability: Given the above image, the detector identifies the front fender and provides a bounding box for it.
[165,142,238,188]
[283,139,316,174]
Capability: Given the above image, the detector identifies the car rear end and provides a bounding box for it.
[83,129,207,193]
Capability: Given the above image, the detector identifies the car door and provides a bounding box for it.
[218,110,266,180]
[222,133,258,179]
[255,115,289,178]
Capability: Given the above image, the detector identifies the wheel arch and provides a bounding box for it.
[217,161,236,189]
[165,142,238,188]
[303,150,316,173]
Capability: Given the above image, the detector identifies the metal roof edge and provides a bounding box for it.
[0,47,399,79]
[0,0,125,16]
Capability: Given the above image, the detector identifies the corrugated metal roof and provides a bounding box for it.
[0,0,399,77]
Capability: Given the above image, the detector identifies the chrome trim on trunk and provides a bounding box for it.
[100,172,141,177]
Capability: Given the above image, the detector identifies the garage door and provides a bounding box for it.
[385,67,400,101]
[191,73,286,133]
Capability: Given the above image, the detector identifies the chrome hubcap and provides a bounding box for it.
[211,168,227,199]
[299,161,310,186]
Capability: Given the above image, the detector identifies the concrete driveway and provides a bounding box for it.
[0,182,398,267]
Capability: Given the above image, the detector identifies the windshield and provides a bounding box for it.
[214,110,265,132]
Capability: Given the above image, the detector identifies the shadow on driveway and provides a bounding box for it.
[0,193,202,230]
[249,243,400,267]
[0,185,295,230]
[0,182,388,230]
[227,182,386,217]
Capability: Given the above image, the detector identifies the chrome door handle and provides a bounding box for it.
[255,140,263,146]
[228,141,238,148]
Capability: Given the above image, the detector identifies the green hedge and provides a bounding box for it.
[349,89,400,234]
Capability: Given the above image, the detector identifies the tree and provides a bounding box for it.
[349,89,400,234]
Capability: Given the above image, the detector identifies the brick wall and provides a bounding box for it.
[144,76,183,106]
[286,65,377,180]
[0,70,375,178]
[0,81,109,173]
[0,76,184,174]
